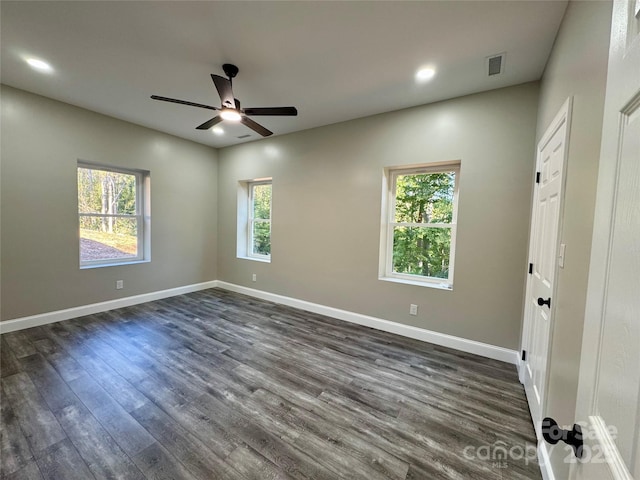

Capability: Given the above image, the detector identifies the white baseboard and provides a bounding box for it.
[1,279,519,366]
[216,281,519,365]
[0,280,219,334]
[538,441,556,480]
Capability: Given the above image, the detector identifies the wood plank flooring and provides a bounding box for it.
[1,288,541,479]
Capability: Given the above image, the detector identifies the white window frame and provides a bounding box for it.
[379,162,460,289]
[247,180,272,260]
[237,178,272,262]
[78,161,150,268]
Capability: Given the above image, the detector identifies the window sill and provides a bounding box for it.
[80,259,149,270]
[237,255,271,264]
[379,276,453,291]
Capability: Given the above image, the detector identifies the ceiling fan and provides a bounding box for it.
[151,64,297,137]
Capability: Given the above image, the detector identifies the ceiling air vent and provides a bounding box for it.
[237,134,251,139]
[486,53,506,76]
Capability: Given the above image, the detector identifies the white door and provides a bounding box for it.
[521,99,571,436]
[571,1,640,479]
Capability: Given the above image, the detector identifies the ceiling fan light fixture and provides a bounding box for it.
[220,109,242,122]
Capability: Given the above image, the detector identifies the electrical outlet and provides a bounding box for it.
[409,304,418,316]
[252,274,257,282]
[116,280,124,290]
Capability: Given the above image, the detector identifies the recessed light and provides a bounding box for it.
[212,126,224,135]
[25,58,53,73]
[416,67,436,83]
[220,109,242,122]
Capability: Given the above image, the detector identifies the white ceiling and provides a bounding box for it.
[1,1,567,148]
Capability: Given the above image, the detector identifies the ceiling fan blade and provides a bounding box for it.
[243,107,298,116]
[211,74,235,109]
[151,95,218,111]
[240,116,273,137]
[195,116,223,130]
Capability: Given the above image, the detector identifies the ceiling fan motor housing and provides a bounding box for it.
[222,63,239,79]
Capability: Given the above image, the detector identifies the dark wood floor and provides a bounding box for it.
[1,288,541,480]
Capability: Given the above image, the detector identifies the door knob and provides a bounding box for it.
[542,417,583,458]
[537,297,551,308]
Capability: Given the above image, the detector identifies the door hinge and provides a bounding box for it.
[536,172,541,184]
[522,350,527,361]
[528,263,533,274]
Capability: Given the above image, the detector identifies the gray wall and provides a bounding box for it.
[0,80,544,352]
[534,1,612,477]
[1,86,219,321]
[218,83,539,350]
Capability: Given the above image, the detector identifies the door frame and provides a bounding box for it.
[519,97,573,438]
[570,73,640,480]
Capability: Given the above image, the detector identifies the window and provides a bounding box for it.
[380,163,460,288]
[238,179,272,261]
[248,180,272,258]
[77,162,150,267]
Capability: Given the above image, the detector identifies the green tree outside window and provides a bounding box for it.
[250,182,271,256]
[390,169,458,281]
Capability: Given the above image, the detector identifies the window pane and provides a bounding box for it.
[252,184,271,220]
[252,221,271,256]
[78,168,137,215]
[80,216,138,262]
[394,172,455,224]
[392,226,451,279]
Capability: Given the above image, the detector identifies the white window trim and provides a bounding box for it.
[247,180,272,261]
[78,161,150,269]
[379,162,460,289]
[237,178,272,263]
